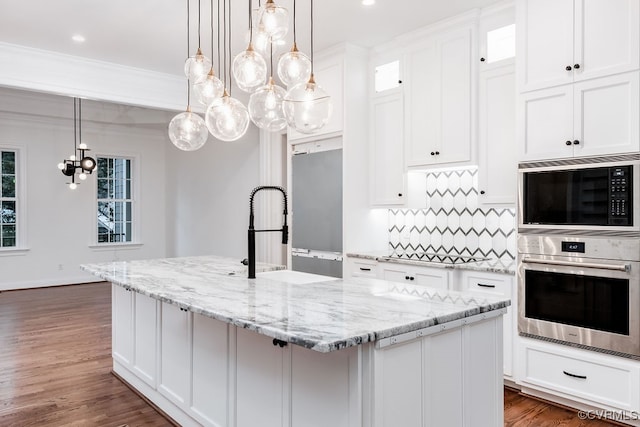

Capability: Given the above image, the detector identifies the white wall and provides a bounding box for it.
[165,125,260,260]
[0,88,170,290]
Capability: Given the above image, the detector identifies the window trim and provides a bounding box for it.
[0,145,27,253]
[91,151,141,247]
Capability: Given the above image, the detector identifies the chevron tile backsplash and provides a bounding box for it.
[389,167,516,260]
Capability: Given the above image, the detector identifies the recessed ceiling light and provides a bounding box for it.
[362,0,375,5]
[71,34,86,43]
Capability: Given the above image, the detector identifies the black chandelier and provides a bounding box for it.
[57,98,97,190]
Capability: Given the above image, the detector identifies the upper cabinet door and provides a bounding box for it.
[518,0,574,92]
[574,0,640,82]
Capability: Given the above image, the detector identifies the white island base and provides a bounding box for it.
[112,284,505,427]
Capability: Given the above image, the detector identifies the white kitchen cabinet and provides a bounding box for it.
[379,262,451,290]
[520,71,640,161]
[405,25,475,168]
[191,314,229,427]
[478,3,515,70]
[478,63,517,205]
[460,270,515,378]
[236,328,285,427]
[345,257,378,279]
[518,0,640,93]
[112,285,134,368]
[517,337,640,413]
[373,315,504,427]
[370,92,405,206]
[159,302,191,409]
[287,55,344,142]
[133,292,157,387]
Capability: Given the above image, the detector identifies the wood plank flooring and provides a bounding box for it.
[0,282,619,426]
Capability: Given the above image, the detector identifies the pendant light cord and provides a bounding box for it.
[79,98,82,145]
[222,0,227,89]
[310,0,314,75]
[228,0,233,95]
[293,0,296,44]
[210,0,214,72]
[73,98,77,152]
[248,0,253,44]
[186,0,191,106]
[197,0,202,49]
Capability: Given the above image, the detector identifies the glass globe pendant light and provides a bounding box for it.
[283,0,332,134]
[205,0,249,142]
[169,0,209,151]
[233,0,267,93]
[277,0,311,87]
[206,89,250,141]
[249,45,287,131]
[193,0,224,105]
[258,0,289,42]
[184,0,213,81]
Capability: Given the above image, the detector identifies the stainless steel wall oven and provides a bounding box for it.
[518,154,640,357]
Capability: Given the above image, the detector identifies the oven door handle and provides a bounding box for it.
[522,257,631,272]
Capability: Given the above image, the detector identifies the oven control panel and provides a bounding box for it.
[609,166,632,225]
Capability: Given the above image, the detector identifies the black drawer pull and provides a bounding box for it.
[477,283,496,289]
[405,276,410,280]
[359,267,371,271]
[409,276,415,281]
[563,370,587,380]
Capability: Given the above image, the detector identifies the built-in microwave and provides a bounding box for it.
[518,154,640,234]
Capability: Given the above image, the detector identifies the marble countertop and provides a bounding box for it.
[81,255,510,353]
[346,251,516,275]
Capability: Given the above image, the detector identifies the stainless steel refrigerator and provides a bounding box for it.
[291,147,343,278]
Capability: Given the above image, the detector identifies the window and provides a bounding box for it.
[486,24,516,63]
[374,60,401,93]
[97,157,133,243]
[1,150,17,248]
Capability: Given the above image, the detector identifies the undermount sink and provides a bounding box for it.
[256,270,337,285]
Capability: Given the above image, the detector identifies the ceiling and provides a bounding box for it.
[0,0,500,77]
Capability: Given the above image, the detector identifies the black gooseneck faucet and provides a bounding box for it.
[246,186,288,279]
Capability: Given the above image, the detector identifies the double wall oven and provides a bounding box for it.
[517,154,640,357]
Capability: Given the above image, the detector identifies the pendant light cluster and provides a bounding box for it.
[168,0,331,151]
[57,98,97,190]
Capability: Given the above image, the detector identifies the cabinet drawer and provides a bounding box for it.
[523,345,639,410]
[349,259,378,278]
[461,272,511,297]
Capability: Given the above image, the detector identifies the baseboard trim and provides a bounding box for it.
[0,276,100,292]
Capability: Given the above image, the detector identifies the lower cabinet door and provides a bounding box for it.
[236,328,284,427]
[158,302,191,408]
[133,293,157,387]
[112,285,134,367]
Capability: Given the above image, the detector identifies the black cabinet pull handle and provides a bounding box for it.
[480,190,486,195]
[566,65,572,71]
[430,151,435,156]
[435,151,440,155]
[398,193,403,197]
[480,57,486,62]
[409,276,415,281]
[477,283,496,288]
[573,64,580,69]
[565,140,572,146]
[359,267,371,271]
[405,276,410,280]
[272,338,288,348]
[563,370,587,380]
[573,140,580,145]
[398,80,403,84]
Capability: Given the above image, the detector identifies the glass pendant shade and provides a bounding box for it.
[193,69,224,105]
[233,46,268,93]
[277,45,312,87]
[258,0,289,41]
[168,109,209,151]
[205,94,250,142]
[184,48,213,81]
[248,78,287,131]
[283,76,332,134]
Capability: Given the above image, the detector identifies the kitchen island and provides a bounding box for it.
[81,255,510,427]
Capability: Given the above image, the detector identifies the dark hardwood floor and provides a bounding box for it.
[0,282,619,426]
